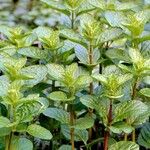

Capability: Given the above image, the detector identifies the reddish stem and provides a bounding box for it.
[70,105,75,150]
[104,100,112,150]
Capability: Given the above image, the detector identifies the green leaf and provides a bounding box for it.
[128,48,143,64]
[77,0,95,16]
[140,88,150,97]
[21,65,47,86]
[61,125,88,144]
[41,0,70,15]
[0,76,10,96]
[64,0,85,10]
[47,64,64,81]
[138,123,150,148]
[74,75,92,90]
[15,97,45,122]
[109,141,139,150]
[80,95,107,124]
[33,26,53,39]
[43,108,69,124]
[113,100,148,123]
[132,110,150,126]
[118,64,133,74]
[0,25,11,37]
[59,145,76,150]
[116,2,137,11]
[74,116,94,129]
[23,33,37,47]
[0,127,11,137]
[141,41,150,58]
[11,137,33,150]
[88,0,105,9]
[0,137,5,150]
[0,44,17,56]
[74,44,88,64]
[110,122,134,134]
[105,11,126,27]
[48,91,75,102]
[60,29,86,46]
[65,63,78,78]
[105,48,130,62]
[18,47,48,60]
[27,124,52,140]
[98,28,123,43]
[92,74,107,84]
[118,74,133,85]
[0,116,10,128]
[74,44,100,66]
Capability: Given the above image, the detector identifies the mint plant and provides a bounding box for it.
[0,0,150,150]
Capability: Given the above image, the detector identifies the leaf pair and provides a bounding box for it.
[47,63,92,92]
[93,65,132,98]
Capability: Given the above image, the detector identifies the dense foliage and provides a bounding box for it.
[0,0,150,150]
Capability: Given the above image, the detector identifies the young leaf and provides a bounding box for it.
[27,124,52,140]
[92,74,107,84]
[15,98,45,122]
[128,48,143,64]
[64,0,85,10]
[47,64,64,81]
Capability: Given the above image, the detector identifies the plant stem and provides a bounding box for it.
[6,132,13,150]
[12,0,19,10]
[5,105,14,150]
[132,129,136,142]
[131,78,139,142]
[71,11,75,29]
[131,78,138,100]
[69,104,75,150]
[69,11,75,150]
[88,42,94,140]
[89,43,93,94]
[28,0,34,11]
[52,80,55,91]
[104,100,112,150]
[124,133,128,141]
